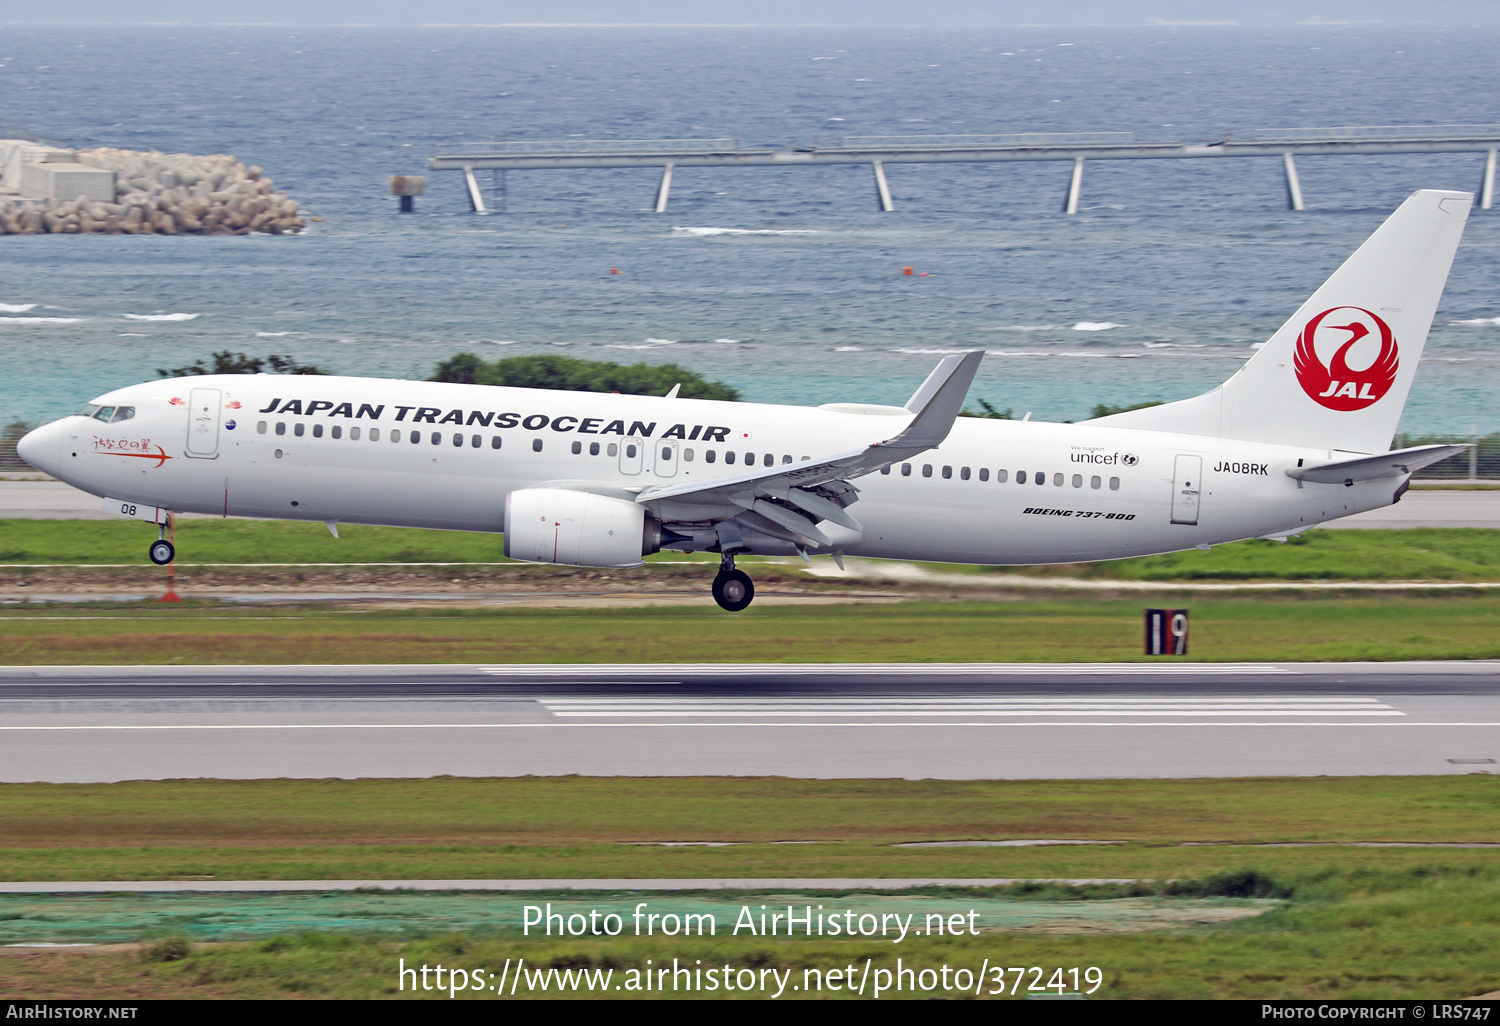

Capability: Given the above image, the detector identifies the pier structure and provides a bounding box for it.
[427,125,1500,215]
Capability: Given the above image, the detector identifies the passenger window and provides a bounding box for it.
[684,448,694,462]
[392,430,400,443]
[111,407,135,422]
[533,438,543,452]
[1109,476,1120,490]
[763,454,773,467]
[294,423,305,437]
[960,467,970,481]
[607,443,618,457]
[745,452,754,465]
[663,447,674,462]
[1037,474,1046,486]
[625,443,637,458]
[881,466,891,475]
[1053,473,1063,486]
[1017,470,1026,484]
[257,421,267,434]
[801,456,810,461]
[589,442,600,456]
[1072,474,1082,487]
[997,469,1008,482]
[331,425,342,439]
[410,431,420,443]
[725,452,736,465]
[922,465,932,478]
[431,432,442,445]
[491,436,501,449]
[706,450,716,463]
[452,433,463,447]
[351,427,361,440]
[312,424,323,438]
[781,454,792,464]
[471,434,481,448]
[572,441,582,455]
[901,463,911,476]
[942,466,952,480]
[978,468,989,482]
[276,422,286,436]
[1090,475,1100,489]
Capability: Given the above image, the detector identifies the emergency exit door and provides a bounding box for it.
[1171,454,1201,525]
[185,388,221,458]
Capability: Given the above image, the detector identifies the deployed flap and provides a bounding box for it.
[1287,444,1467,484]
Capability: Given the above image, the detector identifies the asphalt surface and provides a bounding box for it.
[1,479,1497,525]
[1,662,1496,781]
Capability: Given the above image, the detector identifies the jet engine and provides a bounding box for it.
[503,488,660,567]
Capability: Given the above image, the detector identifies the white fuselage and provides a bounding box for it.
[28,374,1400,563]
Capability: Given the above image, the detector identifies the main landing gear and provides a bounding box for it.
[148,521,175,566]
[712,553,755,612]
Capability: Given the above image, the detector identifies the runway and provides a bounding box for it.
[0,662,1496,782]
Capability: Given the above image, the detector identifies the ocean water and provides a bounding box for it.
[1,25,1498,431]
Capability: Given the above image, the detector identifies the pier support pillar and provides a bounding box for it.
[654,163,674,213]
[872,161,894,212]
[463,165,488,214]
[1063,157,1084,214]
[1282,152,1305,211]
[1482,149,1496,211]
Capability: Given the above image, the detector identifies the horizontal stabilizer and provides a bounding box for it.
[1286,444,1467,485]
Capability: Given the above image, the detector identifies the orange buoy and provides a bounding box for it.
[902,266,914,276]
[610,267,621,275]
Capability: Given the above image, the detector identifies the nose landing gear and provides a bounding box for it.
[711,553,755,612]
[148,521,175,566]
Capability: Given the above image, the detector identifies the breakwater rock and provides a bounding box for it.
[0,145,305,236]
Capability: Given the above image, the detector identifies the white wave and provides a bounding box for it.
[1142,341,1174,348]
[892,347,968,355]
[0,303,36,313]
[119,332,148,337]
[124,313,201,322]
[0,316,85,324]
[256,331,291,337]
[984,349,1107,358]
[834,346,863,352]
[992,324,1062,332]
[1071,321,1123,331]
[1451,317,1500,326]
[713,338,741,344]
[671,227,820,237]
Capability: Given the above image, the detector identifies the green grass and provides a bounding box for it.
[1,776,1499,998]
[2,776,1497,881]
[2,518,1499,581]
[2,595,1498,664]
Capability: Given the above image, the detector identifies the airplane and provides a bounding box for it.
[15,189,1474,611]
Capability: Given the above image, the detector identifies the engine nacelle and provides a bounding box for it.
[503,488,657,567]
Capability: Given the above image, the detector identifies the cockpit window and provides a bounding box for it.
[76,404,101,418]
[110,407,135,423]
[93,406,116,422]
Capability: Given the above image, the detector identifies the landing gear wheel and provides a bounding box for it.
[148,540,175,566]
[712,569,755,612]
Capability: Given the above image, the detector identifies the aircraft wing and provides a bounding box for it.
[633,351,983,548]
[1286,444,1468,485]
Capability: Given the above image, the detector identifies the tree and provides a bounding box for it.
[430,353,741,401]
[157,351,328,378]
[1089,400,1162,419]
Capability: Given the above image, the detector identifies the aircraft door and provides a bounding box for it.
[653,438,679,478]
[1171,454,1202,525]
[618,436,644,475]
[185,388,222,458]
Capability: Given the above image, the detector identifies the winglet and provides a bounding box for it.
[885,350,984,451]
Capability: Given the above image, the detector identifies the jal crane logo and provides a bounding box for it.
[1293,306,1399,412]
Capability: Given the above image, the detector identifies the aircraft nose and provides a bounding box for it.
[15,423,62,477]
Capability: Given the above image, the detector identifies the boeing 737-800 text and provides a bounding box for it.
[16,190,1474,609]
